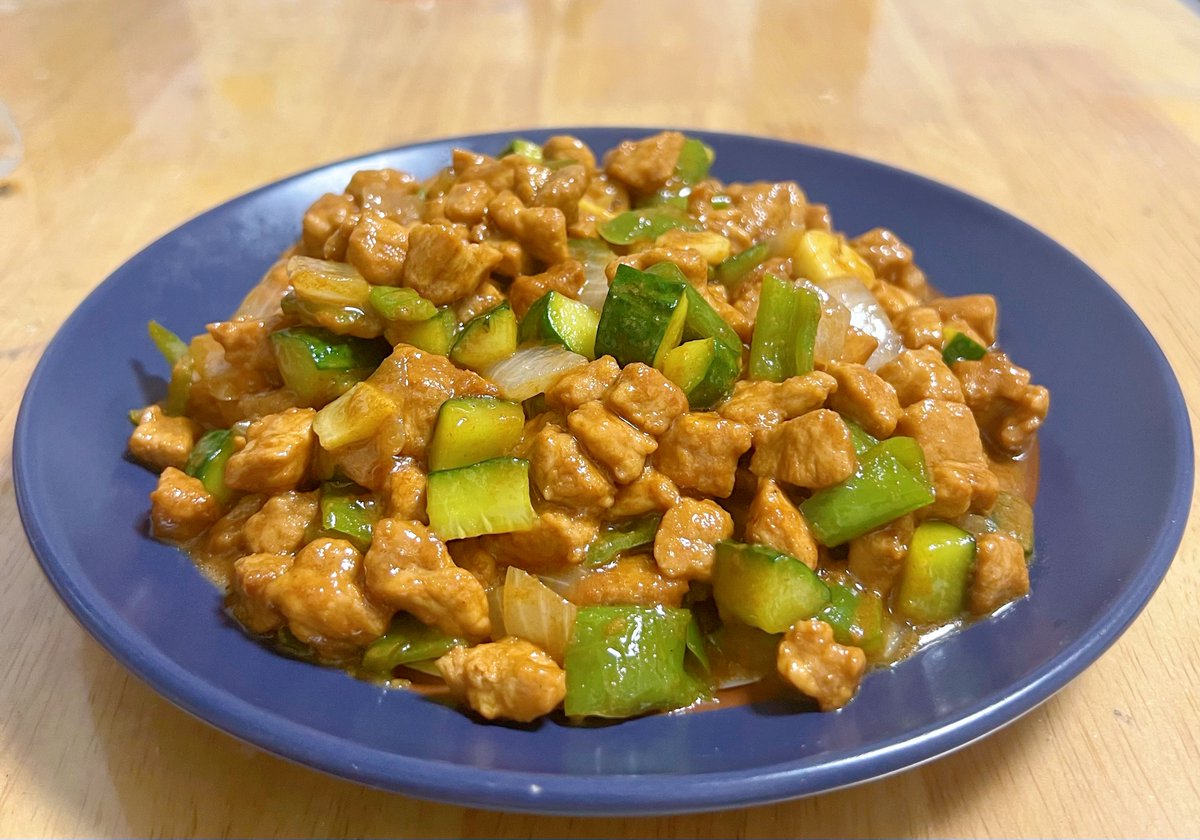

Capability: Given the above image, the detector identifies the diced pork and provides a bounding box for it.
[604,363,689,435]
[567,554,690,608]
[224,407,316,494]
[544,356,620,414]
[750,409,857,489]
[825,363,901,439]
[744,479,818,569]
[437,637,565,723]
[530,425,617,510]
[653,498,734,581]
[567,401,658,485]
[876,348,964,406]
[149,467,221,542]
[402,222,502,304]
[129,405,200,471]
[655,413,753,498]
[243,490,318,555]
[967,533,1030,614]
[777,618,866,711]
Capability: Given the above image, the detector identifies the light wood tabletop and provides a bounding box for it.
[2,0,1199,836]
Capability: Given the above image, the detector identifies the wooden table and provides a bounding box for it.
[2,0,1198,835]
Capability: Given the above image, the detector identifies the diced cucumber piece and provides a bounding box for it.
[319,480,379,553]
[363,613,466,673]
[896,521,976,623]
[369,286,437,322]
[385,308,458,355]
[519,291,600,359]
[712,541,831,633]
[942,327,988,365]
[428,396,525,472]
[450,302,518,372]
[659,337,733,410]
[426,457,537,540]
[594,264,689,367]
[820,582,885,656]
[585,515,661,566]
[270,327,389,405]
[184,429,237,504]
[715,242,770,292]
[564,605,699,718]
[499,138,543,161]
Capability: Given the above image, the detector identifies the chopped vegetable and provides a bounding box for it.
[484,343,588,402]
[362,613,466,674]
[427,396,525,471]
[597,206,701,246]
[568,238,616,311]
[674,137,714,185]
[896,521,976,623]
[449,302,518,372]
[319,480,379,552]
[499,138,543,161]
[147,320,188,365]
[820,582,885,656]
[792,229,876,288]
[426,457,537,540]
[594,264,689,367]
[369,286,437,322]
[311,381,396,450]
[519,291,600,359]
[704,620,779,689]
[819,276,903,370]
[183,429,237,504]
[843,418,879,456]
[749,273,821,381]
[943,327,988,365]
[585,515,661,566]
[281,290,384,338]
[385,307,458,355]
[715,242,770,292]
[712,541,831,633]
[502,567,577,663]
[287,256,371,308]
[269,326,389,405]
[990,491,1035,555]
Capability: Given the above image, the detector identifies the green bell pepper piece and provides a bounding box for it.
[942,328,988,365]
[184,429,237,504]
[362,613,466,673]
[319,480,379,552]
[585,515,661,566]
[749,273,821,381]
[715,242,770,292]
[597,206,701,246]
[819,581,885,656]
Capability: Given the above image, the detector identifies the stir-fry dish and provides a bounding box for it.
[130,132,1049,721]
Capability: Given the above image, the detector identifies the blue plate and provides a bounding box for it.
[15,128,1193,815]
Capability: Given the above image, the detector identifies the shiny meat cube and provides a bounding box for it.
[199,494,265,565]
[926,460,1000,519]
[777,618,867,711]
[825,363,901,439]
[718,372,837,440]
[543,135,597,170]
[893,306,943,350]
[847,515,914,596]
[608,467,681,518]
[344,168,420,216]
[530,425,616,511]
[876,348,964,406]
[603,130,686,194]
[402,222,502,305]
[437,637,566,723]
[453,280,506,323]
[653,497,734,581]
[744,479,818,569]
[481,507,600,571]
[544,356,620,414]
[604,363,689,436]
[384,459,427,521]
[567,401,658,485]
[655,413,753,498]
[228,552,293,634]
[243,490,319,555]
[895,399,987,465]
[848,227,915,286]
[363,518,490,640]
[567,553,690,608]
[750,409,857,490]
[224,407,317,494]
[129,405,200,471]
[443,179,496,225]
[207,317,279,381]
[840,328,879,366]
[487,191,569,265]
[953,352,1050,456]
[149,467,221,542]
[967,533,1030,615]
[930,295,997,346]
[533,164,590,220]
[301,193,356,257]
[696,180,809,252]
[346,214,409,286]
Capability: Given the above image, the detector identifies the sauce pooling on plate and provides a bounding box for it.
[128,131,1049,723]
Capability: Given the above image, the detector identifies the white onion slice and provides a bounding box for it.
[484,344,588,401]
[502,567,577,663]
[570,241,615,311]
[819,276,903,370]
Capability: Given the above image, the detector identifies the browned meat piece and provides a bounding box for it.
[363,518,490,640]
[508,260,585,319]
[750,410,857,489]
[487,191,569,265]
[534,163,590,222]
[506,156,553,207]
[530,425,616,510]
[447,539,502,589]
[930,295,997,346]
[368,344,497,460]
[243,490,318,554]
[129,405,200,471]
[567,554,690,608]
[926,460,1000,518]
[346,214,409,286]
[402,222,502,305]
[567,401,658,485]
[228,553,293,634]
[609,246,707,287]
[443,180,495,225]
[825,363,902,438]
[603,130,685,195]
[301,193,356,257]
[718,372,838,440]
[483,507,600,571]
[543,135,597,170]
[384,459,427,521]
[604,363,689,435]
[777,618,866,711]
[199,494,266,567]
[893,306,943,350]
[848,228,916,286]
[437,638,565,722]
[871,283,920,320]
[571,174,630,239]
[207,318,279,383]
[344,168,420,216]
[895,399,986,465]
[653,498,734,581]
[451,149,516,193]
[967,533,1030,614]
[847,515,914,596]
[839,328,879,366]
[876,348,964,406]
[804,203,832,231]
[608,468,681,518]
[264,538,389,659]
[693,181,808,251]
[544,356,620,413]
[744,479,818,569]
[489,237,531,278]
[150,467,221,542]
[453,280,506,323]
[653,229,733,265]
[321,212,359,262]
[655,412,753,498]
[953,352,1050,455]
[224,407,316,494]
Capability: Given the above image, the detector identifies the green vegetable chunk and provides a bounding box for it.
[674,137,715,185]
[280,291,383,338]
[269,326,389,405]
[385,308,458,355]
[369,286,437,322]
[715,242,770,292]
[428,396,525,472]
[319,480,379,553]
[594,264,689,367]
[585,515,662,566]
[499,138,543,161]
[843,418,880,456]
[896,521,977,623]
[564,605,699,718]
[800,437,935,547]
[942,328,988,365]
[449,302,518,372]
[711,542,831,633]
[991,491,1035,555]
[426,457,537,540]
[362,613,466,673]
[519,291,600,358]
[184,429,237,504]
[597,206,701,246]
[820,582,885,656]
[148,320,188,365]
[749,273,821,381]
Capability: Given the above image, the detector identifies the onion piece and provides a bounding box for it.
[818,276,903,370]
[502,567,577,663]
[569,239,616,311]
[484,344,588,402]
[799,279,851,367]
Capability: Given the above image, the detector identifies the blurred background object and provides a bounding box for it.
[0,100,21,180]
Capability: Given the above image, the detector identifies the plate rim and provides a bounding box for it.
[14,126,1195,816]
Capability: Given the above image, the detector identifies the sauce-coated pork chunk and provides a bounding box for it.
[604,363,689,436]
[150,467,221,542]
[777,618,867,711]
[243,491,318,555]
[568,554,690,608]
[437,638,566,723]
[744,479,818,569]
[655,413,753,498]
[129,406,200,471]
[402,222,502,304]
[530,425,617,510]
[567,401,658,485]
[718,372,838,440]
[825,363,901,439]
[224,407,316,495]
[967,533,1030,615]
[876,348,964,406]
[603,130,686,195]
[653,498,734,581]
[750,409,857,489]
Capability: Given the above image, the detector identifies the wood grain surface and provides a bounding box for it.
[2,0,1198,836]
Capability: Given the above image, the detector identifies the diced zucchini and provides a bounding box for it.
[311,381,396,450]
[715,242,769,292]
[319,480,379,553]
[269,326,389,406]
[819,582,885,656]
[594,264,689,367]
[449,302,518,372]
[564,605,699,718]
[363,613,466,673]
[711,541,831,633]
[183,429,237,504]
[585,515,661,566]
[942,327,988,365]
[426,457,537,540]
[385,307,458,355]
[499,138,543,161]
[660,337,735,410]
[896,521,976,623]
[427,396,525,472]
[369,286,437,322]
[518,291,600,359]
